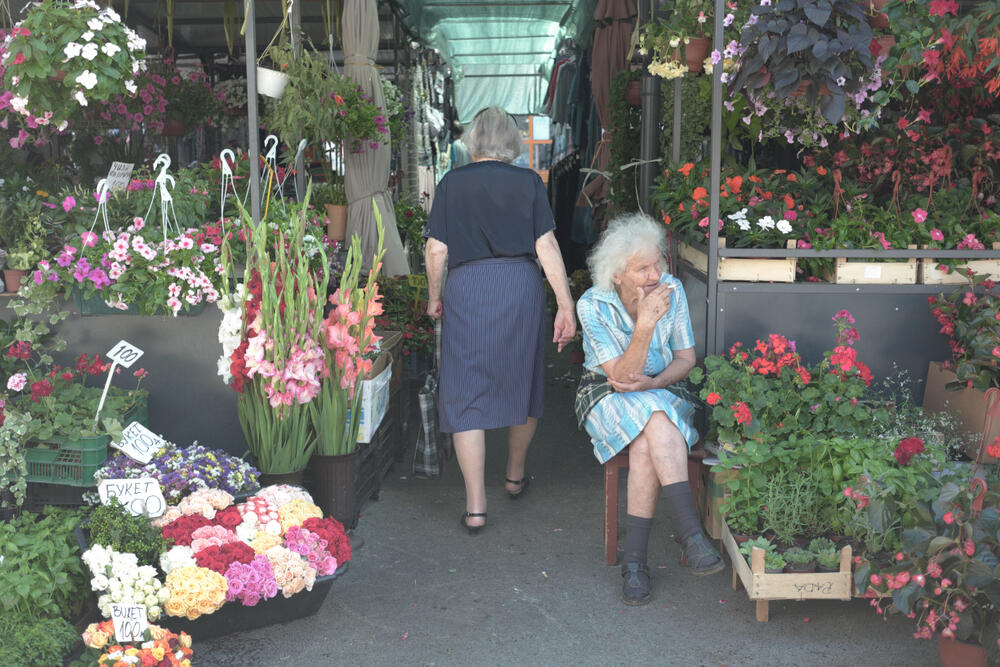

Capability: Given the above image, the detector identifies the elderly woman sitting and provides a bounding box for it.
[575,213,722,606]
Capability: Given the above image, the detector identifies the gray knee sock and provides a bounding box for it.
[661,481,701,541]
[623,514,653,565]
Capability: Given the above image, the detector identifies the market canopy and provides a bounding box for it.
[391,0,597,120]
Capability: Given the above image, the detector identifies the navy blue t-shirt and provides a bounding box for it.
[422,161,556,269]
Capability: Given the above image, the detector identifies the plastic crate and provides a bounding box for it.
[24,482,86,512]
[24,435,110,487]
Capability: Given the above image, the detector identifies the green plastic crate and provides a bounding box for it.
[24,435,110,487]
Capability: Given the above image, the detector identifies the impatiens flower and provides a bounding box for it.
[942,511,954,525]
[930,228,944,242]
[76,70,98,90]
[912,208,927,224]
[81,231,98,247]
[62,195,76,212]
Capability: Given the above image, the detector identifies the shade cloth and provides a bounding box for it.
[342,0,409,276]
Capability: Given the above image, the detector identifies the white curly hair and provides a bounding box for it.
[587,213,667,291]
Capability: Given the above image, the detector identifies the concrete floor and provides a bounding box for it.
[200,350,938,667]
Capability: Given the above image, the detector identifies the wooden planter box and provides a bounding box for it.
[826,246,918,285]
[922,361,995,462]
[678,238,797,283]
[702,460,737,540]
[723,522,853,622]
[919,243,1000,285]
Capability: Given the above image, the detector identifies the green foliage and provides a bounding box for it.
[738,536,772,558]
[760,467,823,544]
[783,546,815,565]
[808,536,836,554]
[374,275,435,358]
[607,68,642,214]
[393,196,428,253]
[0,507,90,619]
[764,550,786,570]
[659,75,711,165]
[816,550,841,569]
[86,498,168,568]
[0,613,80,666]
[928,276,1000,391]
[0,410,30,507]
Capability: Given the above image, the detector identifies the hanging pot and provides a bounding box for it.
[256,65,290,99]
[311,452,357,528]
[258,469,306,488]
[162,119,188,136]
[868,0,890,29]
[625,80,642,106]
[685,38,712,73]
[3,269,26,293]
[325,204,348,241]
[937,635,986,667]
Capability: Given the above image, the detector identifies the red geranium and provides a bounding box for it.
[893,437,925,466]
[6,341,31,360]
[29,380,53,402]
[731,401,752,425]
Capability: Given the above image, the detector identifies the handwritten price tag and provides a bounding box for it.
[98,478,166,518]
[106,340,144,369]
[111,422,163,465]
[105,162,135,192]
[110,604,148,643]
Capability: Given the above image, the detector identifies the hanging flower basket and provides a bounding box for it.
[256,65,289,99]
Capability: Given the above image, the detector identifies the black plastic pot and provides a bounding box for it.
[311,452,357,529]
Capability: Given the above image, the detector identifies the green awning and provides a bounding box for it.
[392,0,597,121]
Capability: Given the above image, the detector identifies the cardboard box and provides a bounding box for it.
[374,330,403,395]
[922,361,991,460]
[703,461,738,540]
[356,356,392,444]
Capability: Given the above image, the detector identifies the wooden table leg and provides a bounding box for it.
[756,600,769,622]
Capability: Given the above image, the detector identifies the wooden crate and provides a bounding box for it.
[828,246,917,284]
[919,243,1000,285]
[702,462,737,540]
[679,238,797,283]
[723,522,853,622]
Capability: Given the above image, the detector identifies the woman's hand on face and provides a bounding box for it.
[635,283,672,328]
[609,373,659,393]
[553,307,576,352]
[426,297,443,320]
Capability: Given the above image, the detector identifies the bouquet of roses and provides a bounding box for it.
[81,620,193,666]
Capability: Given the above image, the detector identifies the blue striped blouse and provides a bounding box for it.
[576,273,699,463]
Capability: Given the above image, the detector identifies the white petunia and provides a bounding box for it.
[75,70,98,89]
[73,89,88,106]
[63,41,83,59]
[101,43,121,57]
[736,218,751,231]
[757,215,775,230]
[104,7,121,21]
[776,219,793,234]
[87,17,103,30]
[124,79,137,94]
[80,42,99,60]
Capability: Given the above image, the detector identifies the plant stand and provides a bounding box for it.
[723,522,853,622]
[826,247,918,284]
[679,239,797,283]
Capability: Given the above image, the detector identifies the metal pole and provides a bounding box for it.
[671,78,681,163]
[291,0,306,201]
[706,0,725,355]
[245,0,261,224]
[638,0,661,213]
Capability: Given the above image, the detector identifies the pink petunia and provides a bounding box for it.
[912,208,927,224]
[930,228,944,242]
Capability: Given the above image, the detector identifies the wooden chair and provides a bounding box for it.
[603,446,707,565]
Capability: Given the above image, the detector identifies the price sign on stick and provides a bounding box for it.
[105,162,135,192]
[110,604,148,643]
[95,340,144,426]
[111,422,163,465]
[107,340,144,368]
[99,478,166,518]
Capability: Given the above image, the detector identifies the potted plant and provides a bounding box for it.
[928,276,1000,392]
[160,64,222,134]
[860,479,1000,666]
[729,0,888,146]
[314,181,348,241]
[782,546,816,572]
[0,0,147,138]
[764,550,786,574]
[3,213,48,293]
[809,537,840,572]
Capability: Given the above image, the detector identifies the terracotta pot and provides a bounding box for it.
[625,79,642,106]
[162,119,188,136]
[3,269,26,293]
[792,80,831,97]
[868,0,890,29]
[685,37,712,73]
[569,349,585,365]
[937,635,986,667]
[325,204,348,241]
[731,533,754,545]
[48,69,67,83]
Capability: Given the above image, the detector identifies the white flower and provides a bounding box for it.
[104,7,122,22]
[101,43,121,57]
[73,90,88,106]
[87,17,103,30]
[777,219,793,234]
[81,42,99,61]
[63,42,83,59]
[81,31,95,42]
[125,79,138,94]
[757,216,775,230]
[75,70,98,89]
[736,218,751,231]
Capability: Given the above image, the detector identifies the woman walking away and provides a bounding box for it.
[576,213,722,606]
[423,106,576,535]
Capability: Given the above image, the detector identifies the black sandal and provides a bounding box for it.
[505,475,531,500]
[620,562,651,606]
[679,532,725,576]
[460,512,487,535]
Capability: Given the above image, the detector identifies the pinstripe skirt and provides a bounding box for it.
[439,257,546,433]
